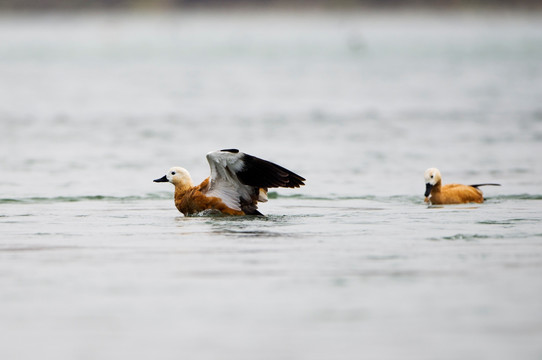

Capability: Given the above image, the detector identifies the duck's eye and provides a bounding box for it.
[171,171,176,175]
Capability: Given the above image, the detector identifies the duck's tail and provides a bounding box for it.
[470,183,501,188]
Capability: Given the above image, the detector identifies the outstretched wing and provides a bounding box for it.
[204,149,305,214]
[235,152,305,189]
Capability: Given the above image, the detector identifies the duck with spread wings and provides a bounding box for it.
[154,149,305,216]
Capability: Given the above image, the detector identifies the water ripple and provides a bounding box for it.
[0,193,170,204]
[1,193,540,204]
[430,234,505,241]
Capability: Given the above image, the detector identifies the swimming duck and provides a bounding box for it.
[424,168,500,205]
[154,149,305,216]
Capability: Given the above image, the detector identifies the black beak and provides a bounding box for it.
[153,175,168,183]
[424,183,433,197]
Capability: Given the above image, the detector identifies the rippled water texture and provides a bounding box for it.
[1,10,542,360]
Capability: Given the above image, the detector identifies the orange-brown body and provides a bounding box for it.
[155,150,306,216]
[174,177,245,216]
[425,182,484,205]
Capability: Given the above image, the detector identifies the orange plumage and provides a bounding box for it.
[174,177,245,216]
[425,183,484,205]
[154,150,305,216]
[424,168,500,205]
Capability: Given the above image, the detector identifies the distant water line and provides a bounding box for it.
[1,193,540,205]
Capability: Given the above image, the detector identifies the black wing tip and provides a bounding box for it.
[215,150,305,188]
[245,209,265,216]
[283,173,306,188]
[236,153,305,189]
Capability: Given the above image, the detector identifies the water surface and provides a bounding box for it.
[1,10,542,360]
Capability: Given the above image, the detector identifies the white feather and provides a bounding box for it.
[205,150,255,211]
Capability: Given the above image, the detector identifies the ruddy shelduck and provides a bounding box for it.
[424,168,500,205]
[154,149,305,216]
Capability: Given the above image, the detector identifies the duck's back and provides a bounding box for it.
[432,184,484,204]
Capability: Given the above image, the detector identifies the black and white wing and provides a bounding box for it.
[205,149,305,215]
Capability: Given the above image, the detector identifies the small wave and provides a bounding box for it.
[0,193,171,204]
[478,219,535,225]
[3,192,535,205]
[267,192,420,203]
[430,234,504,241]
[493,194,542,201]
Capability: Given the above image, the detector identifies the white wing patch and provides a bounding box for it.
[205,150,255,211]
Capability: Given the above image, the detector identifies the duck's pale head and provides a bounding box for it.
[154,167,194,188]
[424,168,442,197]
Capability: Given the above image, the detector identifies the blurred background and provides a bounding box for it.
[1,0,541,199]
[1,2,542,360]
[1,0,542,10]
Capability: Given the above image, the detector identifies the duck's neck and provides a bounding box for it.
[174,182,193,197]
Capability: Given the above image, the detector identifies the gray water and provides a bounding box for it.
[1,10,542,360]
